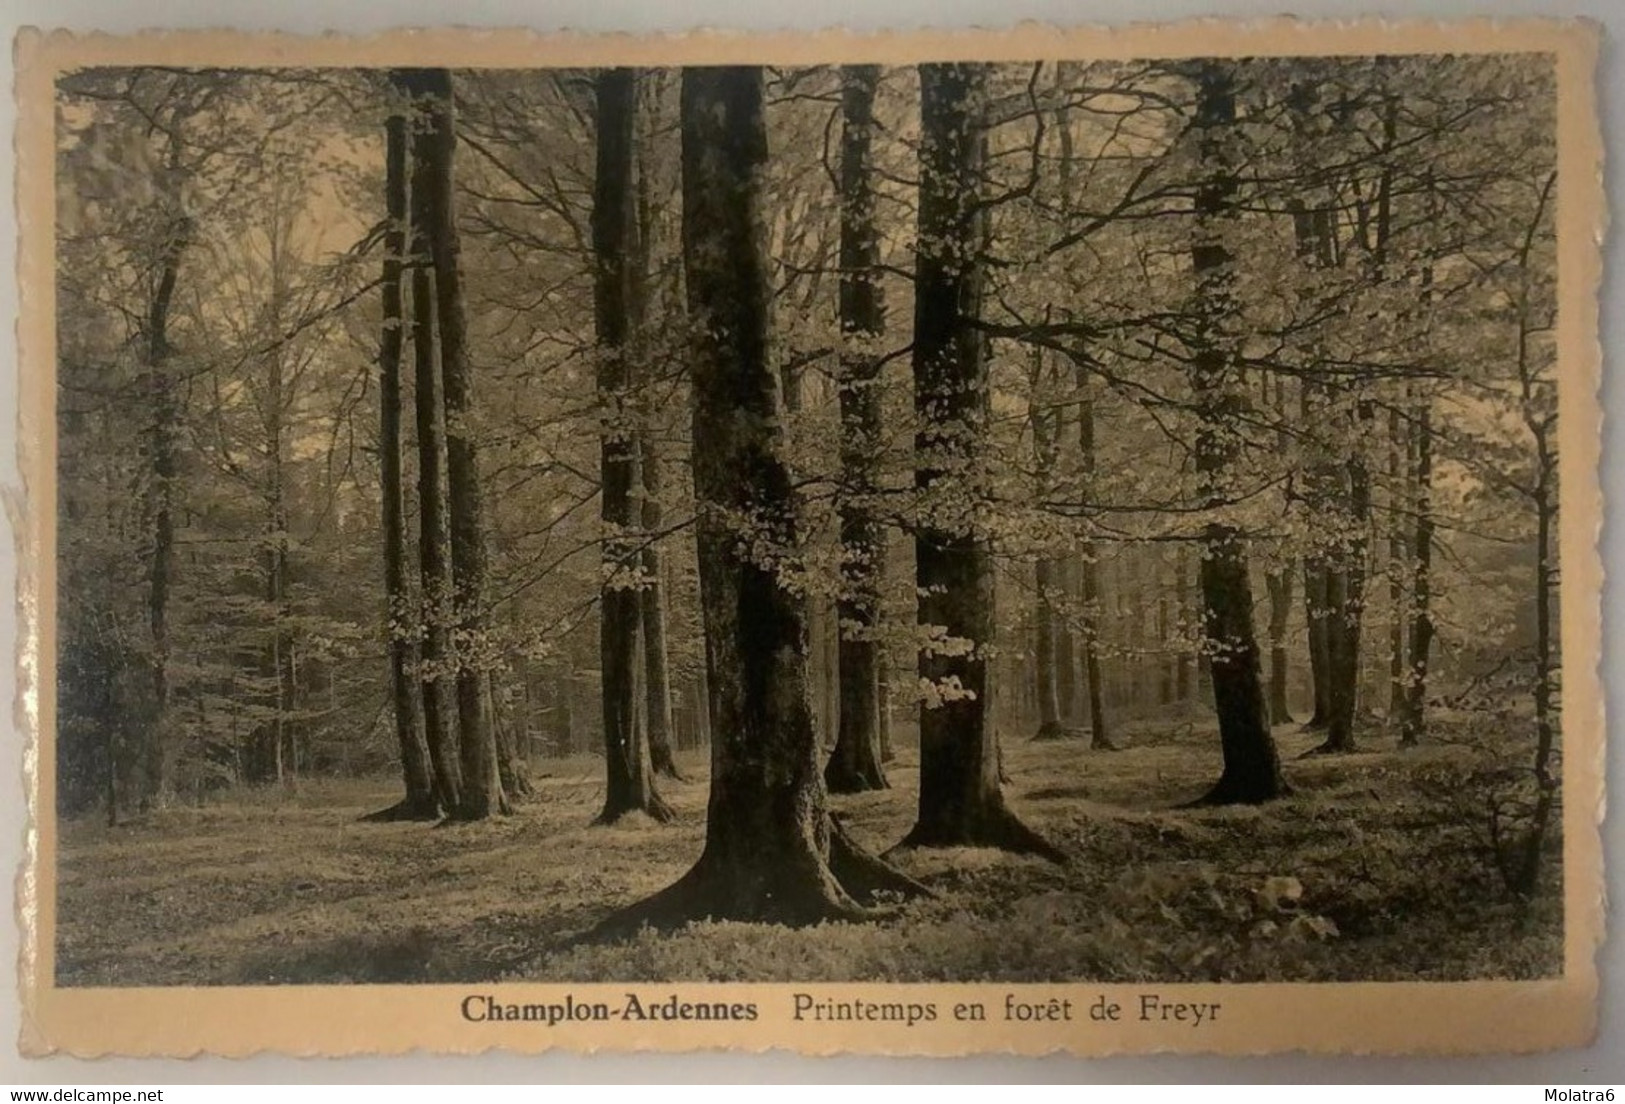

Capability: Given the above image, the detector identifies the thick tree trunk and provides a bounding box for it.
[594,68,671,825]
[898,63,1061,859]
[1187,61,1286,806]
[826,64,890,794]
[407,68,507,821]
[399,69,463,815]
[597,67,924,936]
[368,103,438,821]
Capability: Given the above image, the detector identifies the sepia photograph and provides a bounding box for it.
[15,18,1604,1058]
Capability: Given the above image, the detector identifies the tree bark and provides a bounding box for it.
[897,63,1061,859]
[1031,557,1065,740]
[1387,404,1409,723]
[594,68,672,825]
[1076,388,1113,751]
[1028,346,1065,742]
[141,210,190,810]
[398,69,463,815]
[1175,544,1193,701]
[1318,428,1369,754]
[490,674,533,800]
[1187,61,1286,806]
[1265,569,1293,724]
[1399,400,1435,745]
[596,67,925,937]
[627,89,684,784]
[638,467,684,781]
[826,64,891,794]
[368,100,438,821]
[1303,557,1331,728]
[406,68,507,821]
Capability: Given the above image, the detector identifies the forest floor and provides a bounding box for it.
[55,715,1563,986]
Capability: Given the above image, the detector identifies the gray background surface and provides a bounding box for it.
[1,0,1617,1083]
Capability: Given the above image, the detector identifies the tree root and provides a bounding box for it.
[1183,775,1292,808]
[358,797,441,823]
[1298,740,1357,759]
[583,814,923,943]
[594,790,676,826]
[1029,721,1074,742]
[824,759,889,794]
[892,800,1067,864]
[651,746,688,782]
[828,814,932,902]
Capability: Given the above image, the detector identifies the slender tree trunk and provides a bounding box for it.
[597,67,924,936]
[1387,404,1409,723]
[898,63,1060,859]
[1518,447,1557,892]
[1265,569,1293,724]
[1400,400,1434,746]
[1054,560,1077,719]
[1187,61,1286,806]
[490,674,532,799]
[1303,557,1331,728]
[370,98,437,821]
[141,214,189,811]
[877,659,895,763]
[593,68,671,825]
[1175,545,1193,701]
[1075,382,1112,750]
[1031,557,1065,739]
[399,69,463,814]
[826,64,890,793]
[1028,347,1065,742]
[639,479,683,781]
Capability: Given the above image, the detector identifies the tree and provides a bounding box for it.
[1185,61,1287,805]
[633,73,686,784]
[398,68,465,814]
[1074,381,1113,750]
[596,65,924,932]
[366,103,437,821]
[896,63,1062,858]
[406,68,509,820]
[825,64,891,794]
[593,67,672,824]
[1028,348,1067,743]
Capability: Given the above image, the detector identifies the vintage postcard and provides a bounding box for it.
[13,17,1604,1058]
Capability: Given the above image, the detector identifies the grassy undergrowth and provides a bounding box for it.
[56,720,1562,986]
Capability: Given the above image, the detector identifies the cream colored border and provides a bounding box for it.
[13,18,1605,1058]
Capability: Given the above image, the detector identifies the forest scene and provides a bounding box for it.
[53,53,1564,987]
